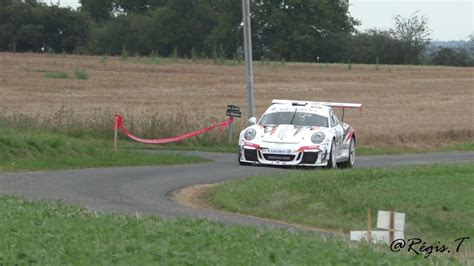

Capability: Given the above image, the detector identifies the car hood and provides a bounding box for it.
[260,125,316,144]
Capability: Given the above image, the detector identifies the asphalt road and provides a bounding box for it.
[0,151,473,232]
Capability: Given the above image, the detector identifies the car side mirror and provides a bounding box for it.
[248,117,256,125]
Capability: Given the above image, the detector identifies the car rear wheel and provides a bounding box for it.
[325,141,337,169]
[339,138,355,169]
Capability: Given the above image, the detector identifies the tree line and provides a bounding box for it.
[1,0,472,66]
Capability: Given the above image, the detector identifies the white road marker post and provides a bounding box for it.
[351,210,406,244]
[367,208,372,242]
[389,208,395,243]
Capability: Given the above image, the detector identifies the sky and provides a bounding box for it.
[349,0,473,41]
[54,0,473,41]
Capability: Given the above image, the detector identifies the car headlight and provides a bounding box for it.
[244,128,256,141]
[311,132,325,144]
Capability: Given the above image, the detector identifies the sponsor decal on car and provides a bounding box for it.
[268,149,292,154]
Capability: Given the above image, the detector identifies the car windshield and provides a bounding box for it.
[259,111,328,127]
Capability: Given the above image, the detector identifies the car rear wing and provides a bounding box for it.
[272,99,362,122]
[272,99,362,109]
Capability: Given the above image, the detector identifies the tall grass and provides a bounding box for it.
[0,107,471,149]
[0,106,110,139]
[0,107,240,146]
[171,48,178,61]
[100,54,108,65]
[212,45,226,64]
[150,51,161,64]
[190,47,198,61]
[121,45,129,61]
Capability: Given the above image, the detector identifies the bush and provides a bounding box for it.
[44,71,68,79]
[99,55,108,65]
[121,45,128,61]
[74,68,89,80]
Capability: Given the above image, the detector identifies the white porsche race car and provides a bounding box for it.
[238,99,362,168]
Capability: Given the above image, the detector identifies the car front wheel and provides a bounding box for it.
[325,141,337,169]
[338,137,355,169]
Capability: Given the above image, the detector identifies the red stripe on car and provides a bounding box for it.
[344,128,354,142]
[297,145,320,152]
[244,142,261,149]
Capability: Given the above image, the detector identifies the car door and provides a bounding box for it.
[330,111,344,157]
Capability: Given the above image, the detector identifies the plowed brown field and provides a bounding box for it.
[1,52,472,146]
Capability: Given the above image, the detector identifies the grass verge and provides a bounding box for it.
[356,142,474,155]
[0,196,457,265]
[0,129,206,172]
[208,163,474,258]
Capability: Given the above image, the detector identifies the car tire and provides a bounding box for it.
[339,137,355,169]
[325,141,337,169]
[238,149,251,166]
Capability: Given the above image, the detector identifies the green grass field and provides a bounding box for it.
[5,125,470,172]
[209,163,474,256]
[0,129,206,171]
[0,196,457,265]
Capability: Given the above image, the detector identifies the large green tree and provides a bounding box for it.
[87,0,218,56]
[391,12,431,64]
[79,0,114,21]
[0,0,91,52]
[115,0,166,14]
[207,0,243,58]
[348,29,404,65]
[250,0,356,62]
[79,0,167,21]
[149,0,218,56]
[4,0,462,67]
[87,13,154,55]
[205,0,357,62]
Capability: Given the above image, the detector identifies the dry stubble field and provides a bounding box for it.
[0,52,472,147]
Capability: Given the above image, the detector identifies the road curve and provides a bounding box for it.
[0,151,473,232]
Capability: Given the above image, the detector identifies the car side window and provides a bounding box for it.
[330,113,338,127]
[333,114,340,126]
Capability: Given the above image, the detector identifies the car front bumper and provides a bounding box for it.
[239,142,330,167]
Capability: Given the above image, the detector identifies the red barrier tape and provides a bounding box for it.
[114,114,233,144]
